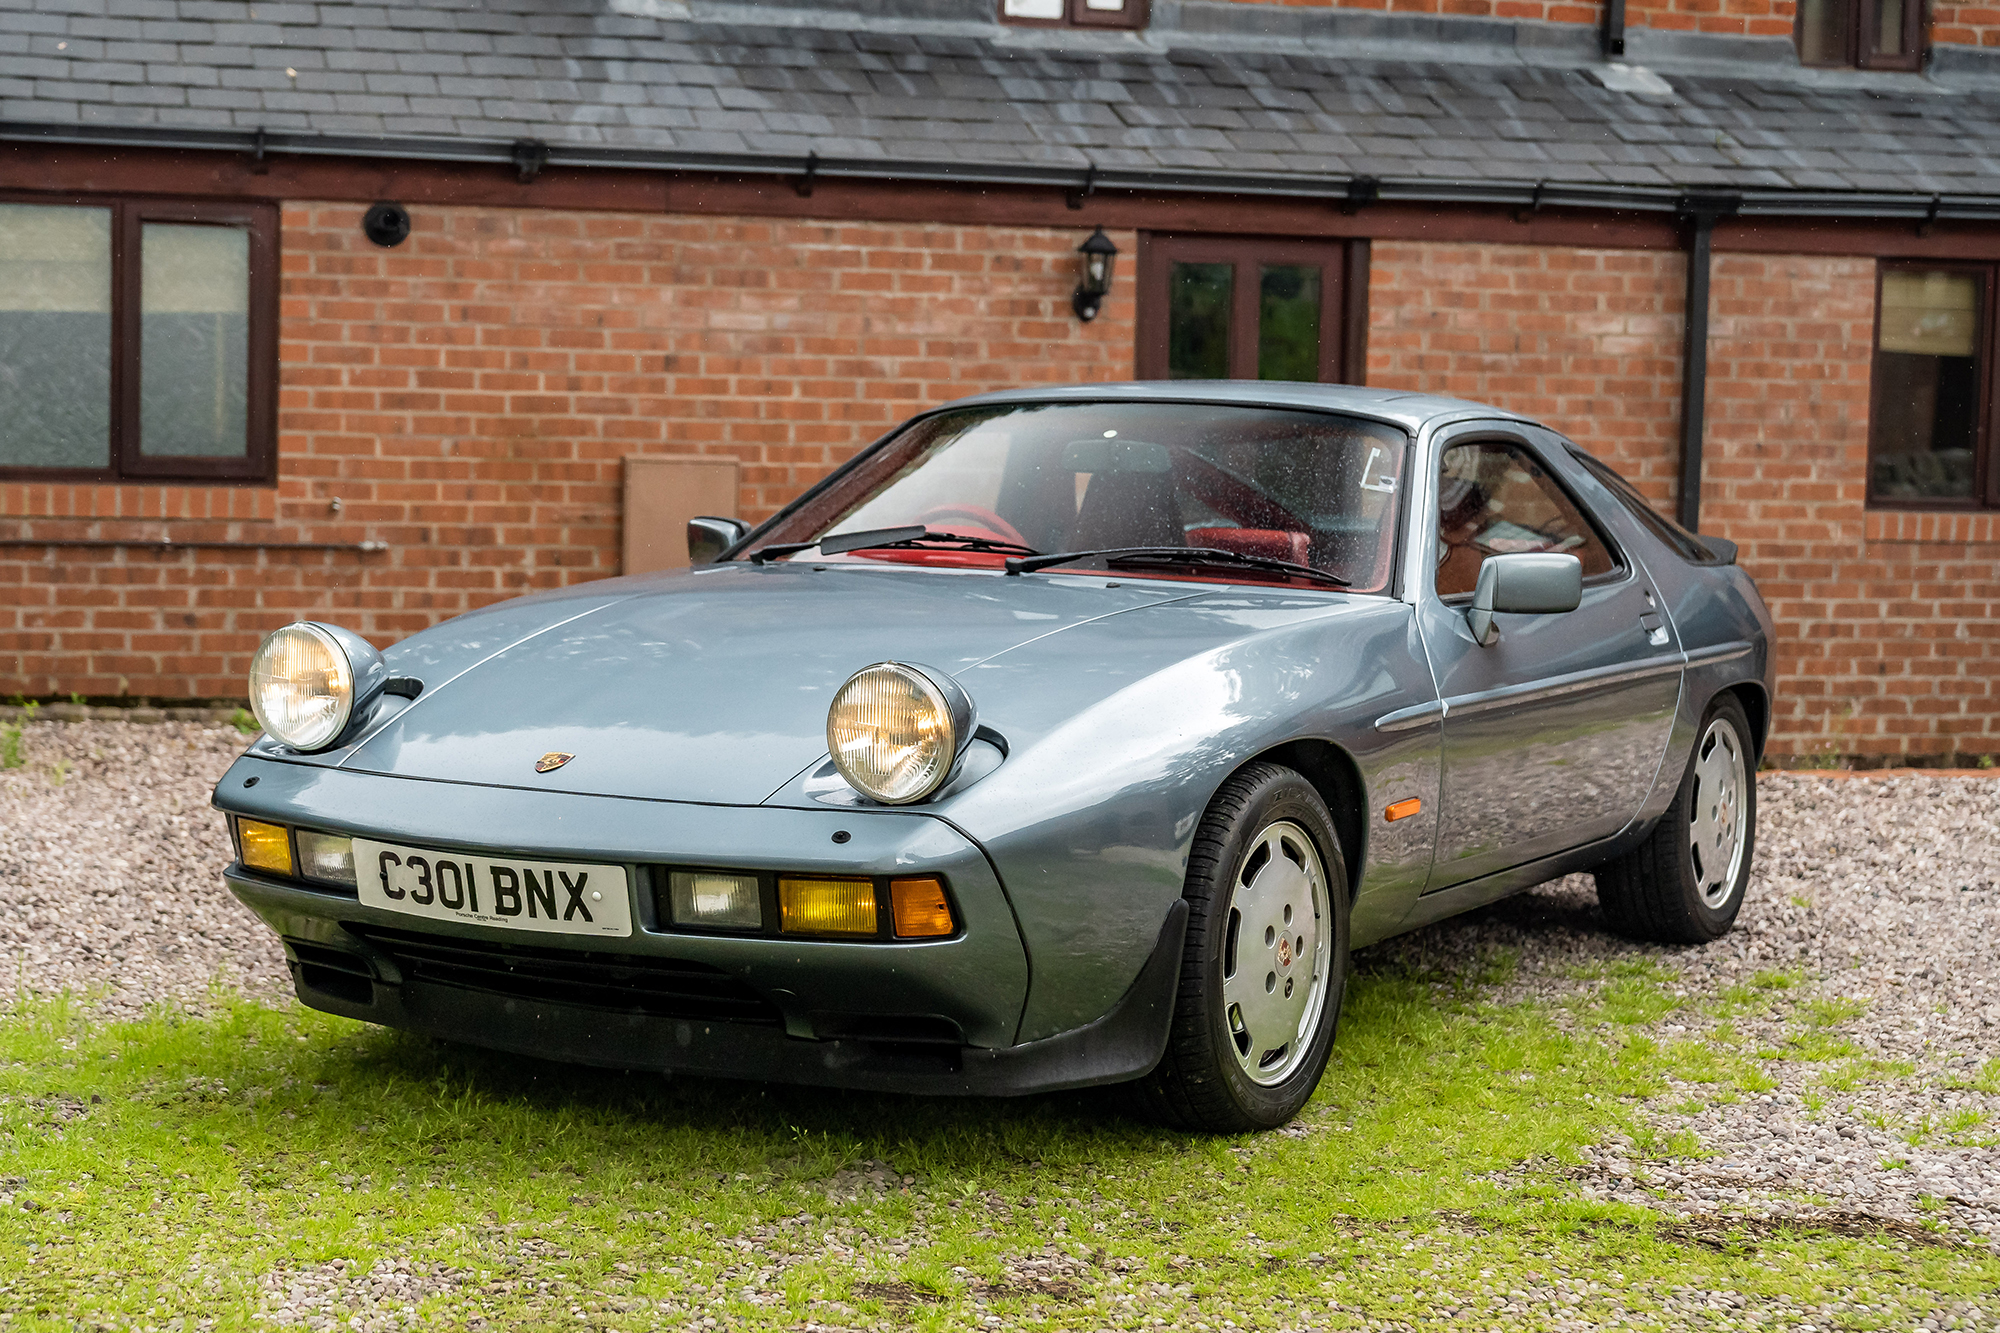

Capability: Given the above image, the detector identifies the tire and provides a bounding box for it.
[1596,693,1756,944]
[1138,762,1350,1133]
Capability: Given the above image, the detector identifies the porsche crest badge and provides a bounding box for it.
[535,751,574,774]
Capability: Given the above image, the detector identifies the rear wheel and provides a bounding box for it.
[1596,694,1756,943]
[1138,762,1349,1133]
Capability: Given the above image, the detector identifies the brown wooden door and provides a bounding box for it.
[1136,235,1367,385]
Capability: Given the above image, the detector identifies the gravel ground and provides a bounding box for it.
[1365,770,2000,1248]
[4,720,1999,1269]
[0,720,287,1015]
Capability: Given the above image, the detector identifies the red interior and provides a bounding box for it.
[1187,527,1311,566]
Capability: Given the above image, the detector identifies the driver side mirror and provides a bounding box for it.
[687,515,750,565]
[1468,552,1582,646]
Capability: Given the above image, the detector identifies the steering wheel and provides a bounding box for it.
[915,504,1030,548]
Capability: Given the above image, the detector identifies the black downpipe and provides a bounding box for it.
[1602,0,1627,57]
[1676,194,1740,533]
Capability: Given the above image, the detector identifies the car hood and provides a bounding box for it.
[319,563,1229,805]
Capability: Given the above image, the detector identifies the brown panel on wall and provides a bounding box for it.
[623,456,740,576]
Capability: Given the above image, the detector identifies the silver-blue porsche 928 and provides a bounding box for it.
[214,382,1773,1132]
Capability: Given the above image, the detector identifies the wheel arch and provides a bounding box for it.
[1241,738,1367,901]
[1719,679,1770,761]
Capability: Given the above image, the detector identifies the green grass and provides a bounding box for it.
[1,966,1993,1330]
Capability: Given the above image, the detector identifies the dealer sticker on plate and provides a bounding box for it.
[353,837,633,938]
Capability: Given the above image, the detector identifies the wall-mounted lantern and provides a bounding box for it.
[1071,227,1118,322]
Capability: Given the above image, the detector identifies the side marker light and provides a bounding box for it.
[890,877,954,938]
[1384,798,1422,822]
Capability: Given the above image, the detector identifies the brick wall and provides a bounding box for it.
[1216,0,1797,38]
[1367,240,1688,506]
[0,205,1136,700]
[1931,0,2000,46]
[1372,239,1998,763]
[6,218,1996,761]
[1703,254,1999,762]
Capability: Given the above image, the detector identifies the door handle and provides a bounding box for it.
[1639,612,1670,647]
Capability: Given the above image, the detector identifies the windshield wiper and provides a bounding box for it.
[749,526,1039,564]
[1004,546,1350,588]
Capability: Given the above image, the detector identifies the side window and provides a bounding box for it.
[1435,441,1618,598]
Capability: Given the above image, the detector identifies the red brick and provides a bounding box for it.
[0,205,1136,699]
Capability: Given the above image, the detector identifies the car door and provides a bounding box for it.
[1417,424,1683,892]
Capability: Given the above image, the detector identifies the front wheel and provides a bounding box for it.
[1595,694,1756,943]
[1138,762,1350,1133]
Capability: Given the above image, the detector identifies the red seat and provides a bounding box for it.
[1188,528,1311,566]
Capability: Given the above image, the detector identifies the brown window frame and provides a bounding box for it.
[0,193,279,486]
[1795,0,1924,70]
[1135,234,1369,386]
[997,0,1149,28]
[1867,259,2000,511]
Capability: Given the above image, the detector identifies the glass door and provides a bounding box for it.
[1137,236,1362,384]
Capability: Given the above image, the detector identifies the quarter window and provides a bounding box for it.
[1796,0,1923,68]
[1869,264,1997,508]
[1436,441,1617,598]
[0,197,277,484]
[1137,236,1368,385]
[1569,448,1718,564]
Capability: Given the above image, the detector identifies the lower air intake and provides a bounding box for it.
[349,926,784,1026]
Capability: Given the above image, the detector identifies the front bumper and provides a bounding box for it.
[217,755,1184,1096]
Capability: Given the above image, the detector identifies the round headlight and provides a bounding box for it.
[827,662,975,805]
[249,623,355,751]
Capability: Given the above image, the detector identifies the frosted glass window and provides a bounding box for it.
[1876,0,1907,54]
[140,223,249,459]
[1002,0,1063,16]
[1797,0,1847,64]
[0,204,112,469]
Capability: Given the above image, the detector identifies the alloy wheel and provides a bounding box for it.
[1219,819,1331,1086]
[1689,715,1748,908]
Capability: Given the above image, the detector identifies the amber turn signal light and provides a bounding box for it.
[1384,798,1421,822]
[890,877,954,938]
[238,818,294,876]
[779,877,878,936]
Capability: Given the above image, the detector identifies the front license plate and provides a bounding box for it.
[353,837,632,938]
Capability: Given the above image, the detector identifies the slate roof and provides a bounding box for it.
[4,0,2000,208]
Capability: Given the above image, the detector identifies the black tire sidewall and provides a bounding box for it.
[1676,695,1757,937]
[1185,768,1350,1128]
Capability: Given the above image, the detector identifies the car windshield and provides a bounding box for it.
[745,402,1408,593]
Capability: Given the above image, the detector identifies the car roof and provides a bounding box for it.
[933,381,1540,435]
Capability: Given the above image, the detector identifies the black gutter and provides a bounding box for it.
[7,121,2000,225]
[1675,193,1741,533]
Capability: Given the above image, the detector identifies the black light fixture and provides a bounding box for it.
[1072,227,1118,322]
